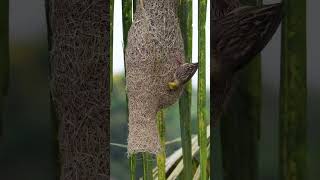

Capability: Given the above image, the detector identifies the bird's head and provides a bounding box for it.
[168,62,198,90]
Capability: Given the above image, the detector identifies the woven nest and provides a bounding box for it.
[48,0,109,179]
[125,0,186,155]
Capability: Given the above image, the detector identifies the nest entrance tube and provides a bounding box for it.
[125,0,186,155]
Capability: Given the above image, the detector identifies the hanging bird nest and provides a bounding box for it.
[125,0,186,155]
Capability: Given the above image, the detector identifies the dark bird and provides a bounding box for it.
[212,0,283,123]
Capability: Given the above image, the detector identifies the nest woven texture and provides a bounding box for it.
[48,0,109,179]
[126,0,186,155]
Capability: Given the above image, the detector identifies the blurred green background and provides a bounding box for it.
[0,0,319,180]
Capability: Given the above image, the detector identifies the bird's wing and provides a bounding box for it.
[213,3,283,73]
[214,0,241,20]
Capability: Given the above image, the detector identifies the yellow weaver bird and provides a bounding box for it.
[168,62,198,90]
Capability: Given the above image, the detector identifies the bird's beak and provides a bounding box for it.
[168,81,178,90]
